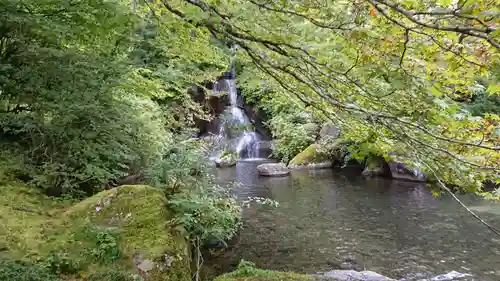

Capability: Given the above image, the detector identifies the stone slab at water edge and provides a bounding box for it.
[257,163,290,176]
[319,270,394,281]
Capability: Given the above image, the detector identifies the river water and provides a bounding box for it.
[210,161,500,281]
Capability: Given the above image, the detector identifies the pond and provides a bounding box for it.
[209,161,500,281]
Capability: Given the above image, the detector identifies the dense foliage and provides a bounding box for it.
[0,260,61,281]
[0,0,240,248]
[0,0,499,279]
[162,0,499,191]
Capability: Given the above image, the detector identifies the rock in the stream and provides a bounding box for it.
[288,143,332,169]
[319,270,394,281]
[386,153,427,182]
[214,154,237,168]
[388,161,426,182]
[257,163,290,176]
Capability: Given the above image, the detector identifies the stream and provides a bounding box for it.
[209,161,500,281]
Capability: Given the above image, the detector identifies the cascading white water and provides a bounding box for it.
[206,45,265,160]
[212,77,262,159]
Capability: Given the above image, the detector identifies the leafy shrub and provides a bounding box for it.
[268,112,316,162]
[145,136,242,243]
[169,192,242,243]
[86,227,121,263]
[0,259,62,281]
[38,252,80,275]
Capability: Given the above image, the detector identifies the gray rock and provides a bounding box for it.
[319,123,340,139]
[137,259,155,273]
[388,161,426,182]
[257,163,290,176]
[320,270,394,281]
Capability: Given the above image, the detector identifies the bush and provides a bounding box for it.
[0,92,169,197]
[85,227,122,264]
[145,136,242,244]
[38,252,80,275]
[0,259,62,281]
[268,112,316,163]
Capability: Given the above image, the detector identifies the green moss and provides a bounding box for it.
[215,267,313,281]
[0,183,66,259]
[289,144,329,166]
[0,184,191,281]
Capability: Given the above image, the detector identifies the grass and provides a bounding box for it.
[214,268,313,281]
[0,183,191,281]
[214,263,313,281]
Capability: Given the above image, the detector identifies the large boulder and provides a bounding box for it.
[319,122,340,140]
[388,161,427,182]
[0,184,192,281]
[48,185,192,280]
[288,143,332,169]
[257,163,290,176]
[320,270,394,281]
[362,156,391,178]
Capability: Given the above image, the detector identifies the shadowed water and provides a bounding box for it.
[210,161,500,281]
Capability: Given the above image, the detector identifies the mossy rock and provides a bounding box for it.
[0,184,191,281]
[288,143,331,168]
[215,267,313,281]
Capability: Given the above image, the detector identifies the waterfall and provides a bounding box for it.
[210,76,262,159]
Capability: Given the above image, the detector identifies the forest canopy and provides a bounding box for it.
[159,0,499,191]
[0,0,498,195]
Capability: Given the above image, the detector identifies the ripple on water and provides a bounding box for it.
[209,162,500,281]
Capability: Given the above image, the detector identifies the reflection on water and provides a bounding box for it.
[210,162,500,281]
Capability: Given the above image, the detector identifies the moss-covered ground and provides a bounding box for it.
[0,183,190,281]
[214,266,314,281]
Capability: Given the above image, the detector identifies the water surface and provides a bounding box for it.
[210,161,500,280]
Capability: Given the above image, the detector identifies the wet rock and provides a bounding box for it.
[388,161,426,182]
[257,163,290,176]
[320,270,394,281]
[319,122,340,140]
[214,154,237,168]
